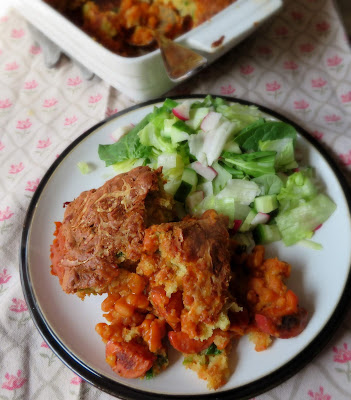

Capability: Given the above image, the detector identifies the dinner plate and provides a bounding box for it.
[20,96,351,400]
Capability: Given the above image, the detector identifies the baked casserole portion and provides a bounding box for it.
[137,209,231,340]
[43,0,237,56]
[50,166,174,297]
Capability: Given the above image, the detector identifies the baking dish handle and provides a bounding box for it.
[185,0,282,54]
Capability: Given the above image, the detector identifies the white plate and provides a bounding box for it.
[20,96,351,400]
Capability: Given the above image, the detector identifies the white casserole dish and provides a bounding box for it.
[14,0,282,101]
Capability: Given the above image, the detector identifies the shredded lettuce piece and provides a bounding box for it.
[277,170,318,213]
[234,121,297,152]
[297,239,323,250]
[97,97,336,251]
[112,158,145,174]
[252,174,283,195]
[217,179,260,205]
[77,161,91,175]
[259,138,298,171]
[98,115,151,166]
[276,194,336,246]
[221,151,277,178]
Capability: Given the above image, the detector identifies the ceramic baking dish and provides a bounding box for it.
[14,0,282,101]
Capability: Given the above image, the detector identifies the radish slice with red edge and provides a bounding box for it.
[190,161,218,181]
[233,219,242,232]
[251,212,270,226]
[172,100,192,121]
[314,223,323,231]
[200,111,222,132]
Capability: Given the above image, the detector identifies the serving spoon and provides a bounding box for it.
[127,6,207,82]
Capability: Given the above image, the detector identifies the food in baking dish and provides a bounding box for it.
[43,0,237,56]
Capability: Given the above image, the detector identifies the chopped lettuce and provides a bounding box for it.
[97,96,336,251]
[98,115,151,166]
[138,123,176,153]
[212,161,232,194]
[77,161,91,175]
[215,103,262,130]
[217,179,260,205]
[193,195,235,226]
[112,158,145,174]
[252,174,283,195]
[277,170,318,213]
[276,194,336,246]
[259,138,298,171]
[221,151,277,178]
[234,121,297,152]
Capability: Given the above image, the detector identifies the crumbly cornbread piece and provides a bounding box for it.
[137,209,232,340]
[50,166,174,296]
[183,342,233,390]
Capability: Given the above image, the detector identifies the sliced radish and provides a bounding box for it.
[200,111,222,132]
[172,100,192,121]
[185,191,204,211]
[251,212,270,226]
[233,219,242,232]
[190,161,218,181]
[313,223,323,231]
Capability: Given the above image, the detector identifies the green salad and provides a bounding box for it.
[98,96,336,249]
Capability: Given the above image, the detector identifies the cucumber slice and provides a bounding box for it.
[182,168,198,187]
[164,179,181,196]
[188,107,210,129]
[174,181,192,202]
[254,194,278,213]
[239,209,257,232]
[174,168,198,202]
[163,119,192,143]
[254,224,281,244]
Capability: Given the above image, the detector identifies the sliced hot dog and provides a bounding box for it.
[255,307,308,339]
[168,331,213,354]
[106,340,155,379]
[278,307,308,339]
[149,287,183,331]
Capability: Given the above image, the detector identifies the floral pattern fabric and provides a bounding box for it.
[0,1,351,399]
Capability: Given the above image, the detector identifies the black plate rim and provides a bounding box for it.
[20,94,351,400]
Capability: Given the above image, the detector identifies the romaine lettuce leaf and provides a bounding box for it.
[276,193,336,245]
[221,151,276,177]
[98,115,151,166]
[259,138,298,171]
[235,121,297,151]
[277,170,318,213]
[252,174,283,195]
[138,123,176,153]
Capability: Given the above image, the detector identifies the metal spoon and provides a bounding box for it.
[155,32,207,82]
[127,6,207,82]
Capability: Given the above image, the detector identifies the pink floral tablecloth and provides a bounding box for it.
[1,1,351,399]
